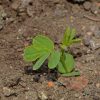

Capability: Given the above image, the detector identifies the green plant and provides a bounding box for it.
[24,27,81,76]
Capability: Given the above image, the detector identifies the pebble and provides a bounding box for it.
[11,1,21,10]
[89,39,100,50]
[96,83,100,88]
[33,74,41,82]
[75,93,80,98]
[83,36,91,47]
[3,87,16,97]
[21,0,32,8]
[0,6,6,30]
[83,1,91,11]
[93,93,100,100]
[91,3,99,15]
[25,91,38,100]
[38,91,48,100]
[27,6,34,17]
[83,34,100,50]
[54,4,67,17]
[94,30,100,39]
[85,54,95,62]
[0,25,3,30]
[4,76,21,87]
[60,98,65,100]
[90,25,100,39]
[24,66,34,75]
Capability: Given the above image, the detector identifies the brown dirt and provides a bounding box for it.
[0,0,100,100]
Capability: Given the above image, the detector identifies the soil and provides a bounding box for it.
[0,0,100,100]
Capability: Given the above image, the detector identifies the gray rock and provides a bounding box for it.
[93,28,100,39]
[11,0,21,10]
[21,0,32,8]
[3,87,16,97]
[91,3,99,15]
[27,6,35,17]
[38,91,48,100]
[83,36,91,46]
[25,91,38,100]
[83,1,91,11]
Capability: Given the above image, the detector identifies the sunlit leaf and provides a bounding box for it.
[69,28,76,41]
[33,53,50,70]
[57,61,67,74]
[24,45,45,62]
[64,53,75,73]
[62,27,70,45]
[48,51,61,69]
[62,71,80,77]
[71,38,81,43]
[32,35,54,52]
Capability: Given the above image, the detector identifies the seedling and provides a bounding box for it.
[24,27,81,77]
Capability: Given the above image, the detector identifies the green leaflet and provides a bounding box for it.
[32,35,54,52]
[48,51,61,69]
[62,27,81,47]
[23,45,45,62]
[71,38,81,43]
[57,61,67,74]
[57,53,75,74]
[62,27,70,46]
[64,53,75,73]
[62,71,80,77]
[69,28,76,41]
[33,53,50,70]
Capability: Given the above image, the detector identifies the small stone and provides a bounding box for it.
[6,17,15,24]
[11,1,21,10]
[85,54,95,62]
[83,1,91,11]
[0,25,3,30]
[91,3,99,15]
[33,74,41,82]
[86,32,93,36]
[70,76,88,91]
[25,91,38,100]
[54,4,67,17]
[3,87,16,97]
[93,93,100,100]
[96,83,100,88]
[24,66,34,75]
[75,93,80,98]
[19,81,27,87]
[73,0,85,2]
[93,28,100,39]
[83,36,91,46]
[4,76,21,87]
[38,92,48,100]
[60,98,65,100]
[27,6,35,17]
[21,0,32,8]
[89,40,96,50]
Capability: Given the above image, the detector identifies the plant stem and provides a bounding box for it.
[61,49,68,73]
